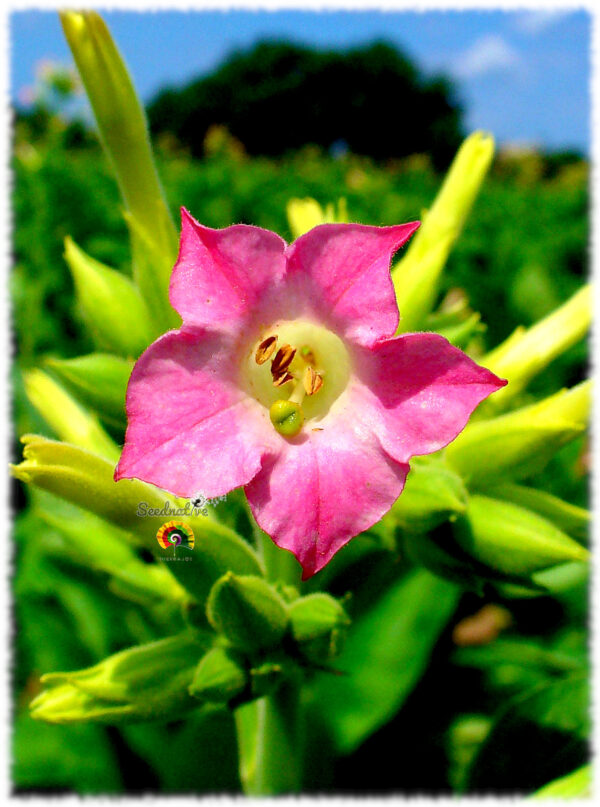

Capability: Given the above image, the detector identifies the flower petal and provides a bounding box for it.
[245,419,409,579]
[114,328,277,497]
[169,209,288,330]
[285,222,420,346]
[354,332,507,463]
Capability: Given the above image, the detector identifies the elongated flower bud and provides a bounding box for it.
[390,456,468,533]
[288,593,350,664]
[457,494,589,576]
[404,496,588,595]
[287,197,348,239]
[481,285,591,411]
[207,573,289,653]
[39,505,188,608]
[11,435,263,605]
[45,353,133,427]
[60,10,179,331]
[488,483,589,541]
[30,633,208,724]
[64,237,155,354]
[189,646,248,704]
[445,381,590,487]
[393,131,494,332]
[23,369,119,462]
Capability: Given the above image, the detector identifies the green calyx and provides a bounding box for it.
[289,593,350,664]
[207,573,289,654]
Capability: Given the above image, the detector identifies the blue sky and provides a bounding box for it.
[11,8,590,153]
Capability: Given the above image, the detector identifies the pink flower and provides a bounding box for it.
[115,209,506,578]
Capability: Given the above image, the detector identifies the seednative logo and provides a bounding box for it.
[156,521,195,561]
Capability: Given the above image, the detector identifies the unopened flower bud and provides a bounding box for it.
[445,381,590,487]
[481,284,591,411]
[207,573,289,653]
[189,646,247,704]
[23,369,119,462]
[393,131,494,332]
[457,494,589,576]
[30,633,207,724]
[64,236,155,355]
[390,456,467,533]
[288,593,350,663]
[45,353,133,427]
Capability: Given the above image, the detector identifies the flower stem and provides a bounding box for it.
[235,517,304,794]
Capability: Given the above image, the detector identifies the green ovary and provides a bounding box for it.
[243,320,352,425]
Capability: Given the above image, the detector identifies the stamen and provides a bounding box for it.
[271,344,296,377]
[255,336,278,365]
[273,371,294,387]
[303,366,323,396]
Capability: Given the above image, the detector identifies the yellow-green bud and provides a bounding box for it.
[445,381,590,487]
[393,131,494,332]
[481,284,591,412]
[22,369,119,462]
[11,435,263,607]
[207,573,289,653]
[30,633,207,724]
[456,494,589,576]
[390,456,468,533]
[189,646,247,704]
[288,593,350,663]
[63,236,156,355]
[45,353,133,428]
[269,400,304,437]
[286,197,347,239]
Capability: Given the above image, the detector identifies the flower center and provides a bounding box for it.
[243,320,351,435]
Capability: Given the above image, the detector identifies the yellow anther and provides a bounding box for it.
[303,366,323,396]
[255,335,278,365]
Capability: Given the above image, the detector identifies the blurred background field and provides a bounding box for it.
[11,9,590,795]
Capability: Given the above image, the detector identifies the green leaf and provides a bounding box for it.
[466,673,590,792]
[310,568,459,753]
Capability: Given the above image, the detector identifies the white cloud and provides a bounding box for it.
[451,34,521,80]
[514,10,571,35]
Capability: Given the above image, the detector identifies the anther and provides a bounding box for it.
[303,366,323,396]
[271,344,296,377]
[255,336,278,365]
[273,371,294,388]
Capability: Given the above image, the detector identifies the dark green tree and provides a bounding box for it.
[147,40,464,169]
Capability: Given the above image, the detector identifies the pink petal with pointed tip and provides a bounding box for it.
[114,328,278,498]
[353,332,507,464]
[245,417,409,579]
[169,209,288,330]
[285,222,420,346]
